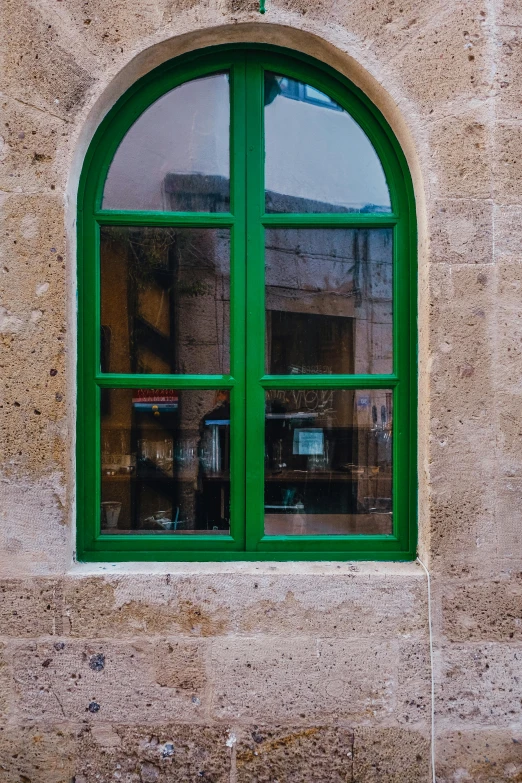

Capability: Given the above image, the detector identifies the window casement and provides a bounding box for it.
[77,45,417,561]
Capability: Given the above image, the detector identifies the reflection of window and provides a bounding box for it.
[276,76,342,110]
[77,46,416,561]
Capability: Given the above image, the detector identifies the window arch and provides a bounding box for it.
[77,44,417,561]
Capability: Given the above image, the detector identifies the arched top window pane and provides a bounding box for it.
[103,74,230,212]
[265,73,391,214]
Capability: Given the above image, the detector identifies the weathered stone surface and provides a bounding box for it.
[210,637,397,721]
[353,727,430,782]
[62,571,426,639]
[495,122,522,204]
[76,723,231,782]
[428,114,491,199]
[0,724,231,782]
[438,643,522,725]
[236,725,353,782]
[496,478,522,559]
[436,729,522,782]
[442,578,522,642]
[495,206,522,261]
[390,4,491,114]
[1,0,97,120]
[0,725,78,782]
[0,579,63,637]
[497,27,522,120]
[429,199,493,265]
[0,94,70,194]
[12,639,208,722]
[397,641,431,726]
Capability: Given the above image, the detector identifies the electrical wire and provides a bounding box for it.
[417,556,436,783]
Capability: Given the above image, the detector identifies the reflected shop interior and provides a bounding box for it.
[99,73,393,536]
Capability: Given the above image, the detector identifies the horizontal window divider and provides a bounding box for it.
[258,535,396,544]
[95,374,236,389]
[94,211,236,227]
[80,548,415,562]
[96,535,236,544]
[259,374,399,389]
[261,213,398,228]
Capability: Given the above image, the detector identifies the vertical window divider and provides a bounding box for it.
[229,56,248,549]
[244,55,266,551]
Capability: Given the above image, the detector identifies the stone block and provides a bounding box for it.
[497,27,522,120]
[0,475,68,576]
[342,0,446,62]
[62,575,232,637]
[63,569,427,639]
[75,723,231,782]
[0,578,63,637]
[496,392,522,478]
[495,206,522,261]
[438,642,522,725]
[396,641,431,726]
[0,0,95,119]
[210,636,397,722]
[428,115,491,199]
[0,193,68,475]
[428,199,493,264]
[495,122,522,204]
[498,0,522,27]
[496,478,522,558]
[12,639,208,723]
[352,727,430,782]
[442,577,522,642]
[153,639,206,689]
[436,729,522,782]
[50,0,166,66]
[390,4,491,114]
[496,305,522,393]
[0,725,78,782]
[0,94,69,194]
[0,723,231,782]
[236,725,354,783]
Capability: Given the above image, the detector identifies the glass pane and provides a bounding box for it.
[266,228,392,375]
[264,389,392,535]
[103,74,230,211]
[100,226,230,374]
[101,388,231,534]
[265,73,391,214]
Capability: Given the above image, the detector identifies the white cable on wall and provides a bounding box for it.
[417,556,436,783]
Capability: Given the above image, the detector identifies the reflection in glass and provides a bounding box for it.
[266,228,393,375]
[265,73,391,214]
[264,389,392,536]
[100,227,230,375]
[103,74,230,211]
[101,388,230,534]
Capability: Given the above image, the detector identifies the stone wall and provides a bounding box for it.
[1,0,521,779]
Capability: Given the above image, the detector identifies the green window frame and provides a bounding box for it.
[77,44,417,561]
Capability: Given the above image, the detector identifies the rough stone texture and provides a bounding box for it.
[436,729,522,783]
[1,0,522,779]
[236,725,354,782]
[352,727,430,782]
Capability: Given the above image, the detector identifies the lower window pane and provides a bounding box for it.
[264,389,392,535]
[101,388,230,534]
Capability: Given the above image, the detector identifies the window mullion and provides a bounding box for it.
[228,55,248,550]
[244,54,266,551]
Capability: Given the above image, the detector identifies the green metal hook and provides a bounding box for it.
[259,0,266,13]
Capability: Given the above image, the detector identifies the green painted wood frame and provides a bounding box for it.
[77,44,417,561]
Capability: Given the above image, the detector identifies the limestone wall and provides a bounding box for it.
[1,0,521,779]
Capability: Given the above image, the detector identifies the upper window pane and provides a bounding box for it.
[103,74,230,211]
[265,73,391,214]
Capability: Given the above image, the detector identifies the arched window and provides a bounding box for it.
[77,45,416,561]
